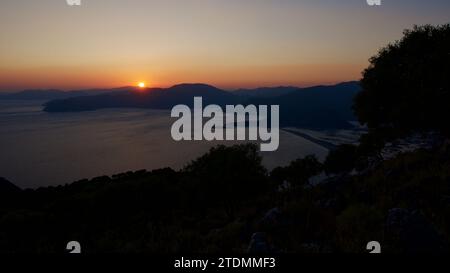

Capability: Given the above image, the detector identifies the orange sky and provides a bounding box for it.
[1,0,449,91]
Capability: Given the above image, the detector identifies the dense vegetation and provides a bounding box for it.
[1,141,449,253]
[354,24,450,140]
[1,24,450,253]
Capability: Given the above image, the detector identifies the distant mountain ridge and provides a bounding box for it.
[233,86,299,98]
[42,82,361,129]
[248,81,361,129]
[0,87,133,100]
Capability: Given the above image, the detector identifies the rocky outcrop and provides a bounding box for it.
[385,208,448,253]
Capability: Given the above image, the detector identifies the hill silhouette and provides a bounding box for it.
[0,177,21,207]
[1,141,449,254]
[43,83,239,112]
[42,82,360,129]
[0,177,21,194]
[248,81,361,129]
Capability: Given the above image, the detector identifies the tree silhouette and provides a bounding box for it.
[324,145,358,175]
[354,24,450,137]
[270,155,322,187]
[183,144,268,218]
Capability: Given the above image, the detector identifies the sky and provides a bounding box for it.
[0,0,449,91]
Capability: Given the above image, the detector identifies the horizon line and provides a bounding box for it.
[0,80,360,93]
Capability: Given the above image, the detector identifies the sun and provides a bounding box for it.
[138,82,146,88]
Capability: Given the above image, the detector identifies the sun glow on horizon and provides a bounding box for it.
[138,82,146,88]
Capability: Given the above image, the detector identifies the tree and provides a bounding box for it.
[354,24,450,137]
[324,144,358,175]
[182,144,268,218]
[270,155,322,187]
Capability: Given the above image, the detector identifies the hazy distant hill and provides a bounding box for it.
[0,87,131,101]
[248,81,361,129]
[233,86,298,98]
[0,89,71,100]
[43,84,239,112]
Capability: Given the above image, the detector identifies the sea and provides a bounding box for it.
[0,100,334,189]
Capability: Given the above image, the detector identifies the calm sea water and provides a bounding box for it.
[0,100,328,189]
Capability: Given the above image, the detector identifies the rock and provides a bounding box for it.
[385,208,448,253]
[380,132,444,161]
[315,197,338,210]
[259,208,282,227]
[277,180,291,192]
[300,242,332,253]
[308,172,330,187]
[247,232,270,254]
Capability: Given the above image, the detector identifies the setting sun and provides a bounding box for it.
[138,82,146,88]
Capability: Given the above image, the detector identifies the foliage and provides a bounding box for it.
[324,145,358,175]
[270,155,322,187]
[354,24,450,137]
